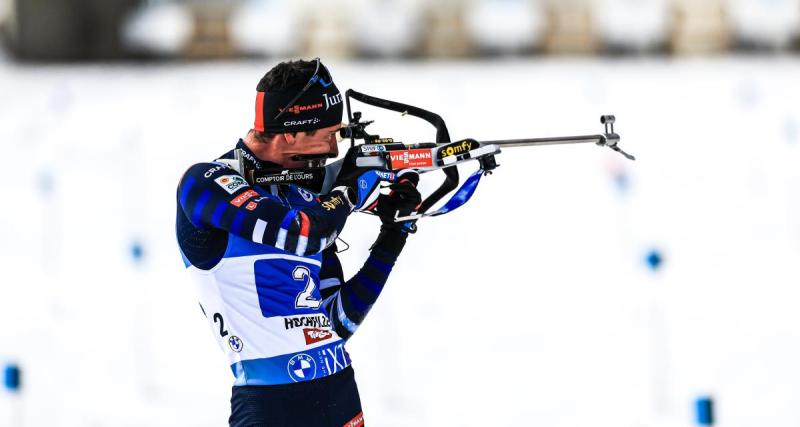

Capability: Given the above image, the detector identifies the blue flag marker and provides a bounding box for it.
[131,241,145,264]
[37,171,54,196]
[695,396,714,425]
[613,170,630,193]
[3,363,20,392]
[645,249,663,272]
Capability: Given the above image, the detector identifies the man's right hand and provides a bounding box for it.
[332,146,393,211]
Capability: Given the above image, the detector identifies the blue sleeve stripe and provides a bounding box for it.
[344,286,369,313]
[280,210,296,231]
[366,256,392,275]
[210,202,228,228]
[231,210,246,235]
[179,176,196,207]
[354,271,384,296]
[336,294,359,335]
[191,190,213,226]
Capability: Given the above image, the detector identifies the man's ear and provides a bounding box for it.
[283,132,297,146]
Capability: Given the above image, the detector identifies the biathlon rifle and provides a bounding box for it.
[242,89,634,221]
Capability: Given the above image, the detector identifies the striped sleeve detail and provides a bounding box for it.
[320,277,341,291]
[231,210,246,235]
[276,209,295,250]
[296,211,310,255]
[210,202,228,228]
[335,293,359,334]
[324,244,406,340]
[191,190,213,227]
[252,219,268,244]
[180,176,196,207]
[178,163,353,256]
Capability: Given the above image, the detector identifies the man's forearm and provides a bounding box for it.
[322,228,408,340]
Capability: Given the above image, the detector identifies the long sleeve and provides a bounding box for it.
[178,162,352,257]
[319,228,408,341]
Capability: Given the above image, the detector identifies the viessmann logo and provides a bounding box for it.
[389,149,433,168]
[303,328,333,345]
[283,102,323,115]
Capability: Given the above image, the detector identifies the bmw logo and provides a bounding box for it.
[228,336,243,353]
[287,353,317,382]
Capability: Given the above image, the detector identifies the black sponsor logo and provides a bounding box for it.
[251,168,325,193]
[285,314,331,330]
[255,172,316,184]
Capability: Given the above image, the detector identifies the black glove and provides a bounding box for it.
[375,171,421,233]
[332,145,364,190]
[331,145,378,210]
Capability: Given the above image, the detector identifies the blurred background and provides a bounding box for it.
[1,0,800,426]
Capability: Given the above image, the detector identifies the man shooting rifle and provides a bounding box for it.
[176,58,416,427]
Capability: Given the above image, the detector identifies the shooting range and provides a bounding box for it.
[1,0,800,426]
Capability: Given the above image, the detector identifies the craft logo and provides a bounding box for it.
[323,92,343,110]
[360,145,387,153]
[284,118,321,127]
[283,102,323,115]
[287,353,317,382]
[230,189,259,207]
[321,195,345,211]
[303,328,333,345]
[237,149,261,168]
[389,149,433,168]
[214,175,248,194]
[437,140,474,158]
[343,412,365,427]
[284,314,331,330]
[228,336,243,352]
[203,164,226,178]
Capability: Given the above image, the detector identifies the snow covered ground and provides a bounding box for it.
[1,56,799,426]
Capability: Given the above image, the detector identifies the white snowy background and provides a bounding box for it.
[1,55,800,427]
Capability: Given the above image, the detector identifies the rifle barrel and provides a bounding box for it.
[480,134,605,148]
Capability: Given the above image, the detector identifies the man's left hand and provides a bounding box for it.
[375,171,421,233]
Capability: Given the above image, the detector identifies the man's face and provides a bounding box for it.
[282,123,342,168]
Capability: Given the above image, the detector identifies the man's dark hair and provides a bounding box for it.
[252,59,320,141]
[256,59,318,93]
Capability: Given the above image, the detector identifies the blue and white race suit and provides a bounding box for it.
[176,140,408,387]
